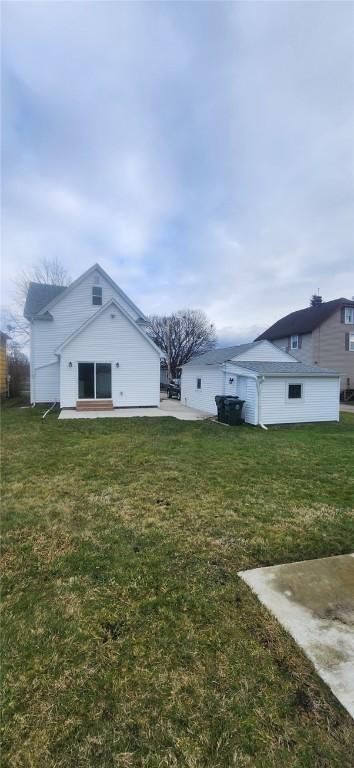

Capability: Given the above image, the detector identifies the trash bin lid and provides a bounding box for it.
[215,395,227,404]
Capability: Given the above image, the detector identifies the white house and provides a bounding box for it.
[24,264,162,409]
[181,341,340,425]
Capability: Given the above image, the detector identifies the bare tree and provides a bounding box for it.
[147,309,217,379]
[8,257,71,347]
[15,256,71,307]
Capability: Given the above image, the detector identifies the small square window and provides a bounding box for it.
[349,333,354,352]
[345,308,354,324]
[288,384,302,399]
[196,378,202,389]
[92,286,102,305]
[290,335,299,350]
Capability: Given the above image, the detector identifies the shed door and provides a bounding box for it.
[237,377,247,400]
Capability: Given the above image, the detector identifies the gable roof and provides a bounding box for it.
[228,361,340,377]
[33,263,147,322]
[185,342,257,366]
[24,282,66,319]
[255,297,354,341]
[55,298,162,356]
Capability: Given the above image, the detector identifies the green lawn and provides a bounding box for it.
[1,405,354,768]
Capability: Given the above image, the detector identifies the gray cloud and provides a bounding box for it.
[2,1,354,342]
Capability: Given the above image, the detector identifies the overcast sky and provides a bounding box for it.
[2,1,354,343]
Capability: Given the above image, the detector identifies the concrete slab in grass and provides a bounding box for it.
[239,553,354,718]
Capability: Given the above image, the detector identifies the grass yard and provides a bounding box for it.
[1,405,354,768]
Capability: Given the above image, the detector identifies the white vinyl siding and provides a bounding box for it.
[33,361,60,403]
[235,340,294,362]
[29,270,149,404]
[259,377,340,424]
[181,365,223,414]
[31,271,140,371]
[182,363,259,425]
[60,303,160,408]
[225,365,258,425]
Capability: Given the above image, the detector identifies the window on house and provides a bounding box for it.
[290,335,299,350]
[350,333,354,352]
[92,286,102,305]
[288,383,302,399]
[196,378,202,389]
[345,307,354,324]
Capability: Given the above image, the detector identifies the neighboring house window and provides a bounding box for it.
[350,333,354,352]
[92,286,102,305]
[288,383,302,399]
[344,307,354,324]
[196,377,202,389]
[290,335,299,350]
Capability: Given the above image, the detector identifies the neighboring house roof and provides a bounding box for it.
[31,263,147,322]
[24,283,66,319]
[255,297,354,341]
[185,342,257,366]
[0,331,10,343]
[228,361,340,377]
[55,298,162,357]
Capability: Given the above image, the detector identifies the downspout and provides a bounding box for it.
[42,402,57,419]
[30,321,36,406]
[257,375,268,430]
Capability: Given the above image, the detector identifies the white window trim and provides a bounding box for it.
[285,381,303,402]
[344,308,354,324]
[77,361,112,400]
[349,333,354,352]
[92,285,103,305]
[290,334,299,350]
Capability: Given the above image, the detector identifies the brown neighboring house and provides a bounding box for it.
[0,331,9,396]
[255,297,354,395]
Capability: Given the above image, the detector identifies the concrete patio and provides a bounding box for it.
[58,398,211,421]
[239,553,354,719]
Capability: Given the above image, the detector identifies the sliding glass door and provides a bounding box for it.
[78,363,112,399]
[96,364,111,398]
[78,363,95,399]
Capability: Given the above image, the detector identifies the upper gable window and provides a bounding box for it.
[92,286,102,306]
[344,307,354,324]
[290,335,299,350]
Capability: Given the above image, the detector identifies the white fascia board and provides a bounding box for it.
[224,362,259,378]
[255,371,340,378]
[55,298,162,357]
[37,263,147,321]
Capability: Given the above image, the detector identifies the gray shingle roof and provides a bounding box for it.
[185,343,256,366]
[24,282,67,319]
[255,297,354,341]
[229,361,339,376]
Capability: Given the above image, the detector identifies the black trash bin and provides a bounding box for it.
[224,397,245,426]
[215,395,227,423]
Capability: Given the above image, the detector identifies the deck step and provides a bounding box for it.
[76,400,113,411]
